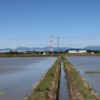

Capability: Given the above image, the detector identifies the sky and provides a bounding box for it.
[0,0,100,49]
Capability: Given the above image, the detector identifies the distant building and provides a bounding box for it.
[43,52,46,55]
[0,51,9,53]
[10,50,17,52]
[68,50,87,53]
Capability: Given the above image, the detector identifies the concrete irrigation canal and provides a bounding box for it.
[25,56,100,100]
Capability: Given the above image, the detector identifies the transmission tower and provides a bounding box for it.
[50,34,53,65]
[50,34,53,51]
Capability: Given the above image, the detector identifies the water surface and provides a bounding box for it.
[67,56,100,95]
[58,61,69,100]
[0,57,57,100]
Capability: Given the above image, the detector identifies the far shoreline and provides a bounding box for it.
[0,53,100,58]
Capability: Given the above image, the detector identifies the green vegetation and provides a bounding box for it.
[63,53,100,56]
[85,71,100,73]
[63,56,99,100]
[1,52,100,58]
[0,91,7,95]
[26,57,61,100]
[87,50,100,53]
[1,49,100,57]
[0,53,59,57]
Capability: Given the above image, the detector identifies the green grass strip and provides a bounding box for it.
[85,71,100,73]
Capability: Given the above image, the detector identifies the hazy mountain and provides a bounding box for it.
[0,46,100,51]
[84,46,100,50]
[0,47,72,51]
[17,46,72,51]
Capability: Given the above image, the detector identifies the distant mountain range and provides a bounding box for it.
[0,46,100,51]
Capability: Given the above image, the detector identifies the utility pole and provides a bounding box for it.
[17,46,18,52]
[57,37,59,54]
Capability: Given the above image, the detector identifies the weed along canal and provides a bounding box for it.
[58,61,69,100]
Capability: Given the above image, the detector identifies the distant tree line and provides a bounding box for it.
[87,50,100,53]
[0,49,100,55]
[7,51,23,55]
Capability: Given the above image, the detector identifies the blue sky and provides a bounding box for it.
[0,0,100,49]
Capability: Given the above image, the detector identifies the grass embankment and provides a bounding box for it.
[85,71,100,73]
[0,54,59,57]
[26,57,61,100]
[63,56,100,100]
[63,53,100,56]
[1,53,100,58]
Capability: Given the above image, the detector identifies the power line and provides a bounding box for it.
[0,37,100,40]
[57,37,59,54]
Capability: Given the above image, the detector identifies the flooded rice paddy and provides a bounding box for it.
[58,61,69,100]
[67,56,100,95]
[0,57,57,100]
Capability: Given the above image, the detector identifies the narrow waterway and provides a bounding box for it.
[58,61,69,100]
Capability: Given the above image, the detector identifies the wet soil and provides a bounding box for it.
[47,61,61,100]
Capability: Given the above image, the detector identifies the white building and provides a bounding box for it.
[43,52,46,55]
[68,50,87,53]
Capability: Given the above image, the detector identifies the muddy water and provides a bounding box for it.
[0,57,57,100]
[58,61,69,100]
[67,56,100,95]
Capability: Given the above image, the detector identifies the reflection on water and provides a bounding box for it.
[67,56,100,95]
[58,61,69,100]
[0,57,57,100]
[50,57,53,66]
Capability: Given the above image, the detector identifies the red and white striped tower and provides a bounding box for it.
[50,34,53,65]
[50,34,53,51]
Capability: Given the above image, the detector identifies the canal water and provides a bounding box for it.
[0,57,57,100]
[67,56,100,95]
[58,61,69,100]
